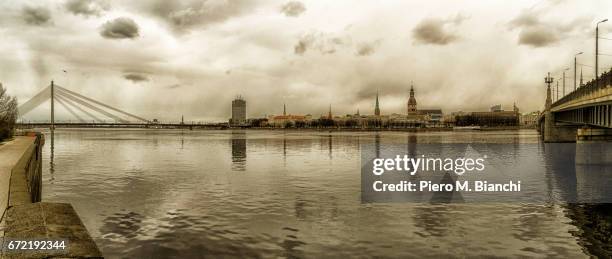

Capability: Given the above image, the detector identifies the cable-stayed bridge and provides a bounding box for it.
[17,81,226,129]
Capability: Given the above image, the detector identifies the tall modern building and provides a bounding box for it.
[374,91,380,116]
[231,96,246,125]
[407,84,417,115]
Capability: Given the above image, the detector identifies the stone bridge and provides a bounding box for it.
[538,69,612,142]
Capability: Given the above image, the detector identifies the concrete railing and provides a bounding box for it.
[0,133,103,258]
[553,69,612,110]
[0,135,42,219]
[3,133,44,212]
[22,133,43,203]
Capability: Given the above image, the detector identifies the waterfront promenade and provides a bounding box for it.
[0,135,102,258]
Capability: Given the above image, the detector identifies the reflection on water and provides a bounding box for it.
[40,129,611,258]
[231,131,246,171]
[565,204,612,255]
[49,130,55,183]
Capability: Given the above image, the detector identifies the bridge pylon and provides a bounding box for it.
[50,80,54,130]
[542,73,578,142]
[544,73,555,142]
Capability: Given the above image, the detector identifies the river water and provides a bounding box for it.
[40,129,610,258]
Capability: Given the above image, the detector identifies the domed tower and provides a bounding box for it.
[407,83,417,115]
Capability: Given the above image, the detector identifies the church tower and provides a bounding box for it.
[407,83,417,115]
[374,91,380,116]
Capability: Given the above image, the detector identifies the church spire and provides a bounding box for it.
[283,103,286,116]
[328,104,332,119]
[407,82,417,115]
[374,90,380,116]
[513,102,519,113]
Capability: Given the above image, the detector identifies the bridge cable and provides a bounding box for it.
[55,90,129,123]
[55,85,150,123]
[55,90,128,123]
[55,94,104,123]
[17,86,50,116]
[54,95,86,123]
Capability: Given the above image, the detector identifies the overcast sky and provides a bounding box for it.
[1,0,611,122]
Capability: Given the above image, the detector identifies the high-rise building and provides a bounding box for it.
[374,91,380,116]
[231,96,246,125]
[407,83,417,115]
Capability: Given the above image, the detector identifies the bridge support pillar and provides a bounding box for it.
[542,72,582,142]
[544,117,579,142]
[577,128,612,142]
[543,110,554,142]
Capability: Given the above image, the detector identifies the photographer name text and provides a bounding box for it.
[372,180,521,192]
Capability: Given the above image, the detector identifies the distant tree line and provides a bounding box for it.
[0,83,18,141]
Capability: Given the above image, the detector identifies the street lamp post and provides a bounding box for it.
[563,68,569,97]
[545,72,553,110]
[596,19,608,86]
[556,80,559,101]
[574,52,583,91]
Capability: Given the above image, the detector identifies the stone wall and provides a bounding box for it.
[0,134,102,258]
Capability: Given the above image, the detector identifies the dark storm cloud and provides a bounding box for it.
[142,0,255,32]
[280,1,306,17]
[508,12,557,47]
[508,12,539,28]
[65,0,109,17]
[100,17,139,39]
[294,32,349,55]
[294,38,309,55]
[517,27,558,47]
[123,73,149,83]
[22,6,52,26]
[356,44,374,56]
[412,15,466,45]
[355,40,381,56]
[508,9,591,48]
[355,79,410,102]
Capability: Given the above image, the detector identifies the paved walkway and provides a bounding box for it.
[0,136,36,220]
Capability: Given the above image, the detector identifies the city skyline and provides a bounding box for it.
[1,0,611,121]
[238,86,519,122]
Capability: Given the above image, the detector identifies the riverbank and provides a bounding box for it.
[0,134,102,258]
